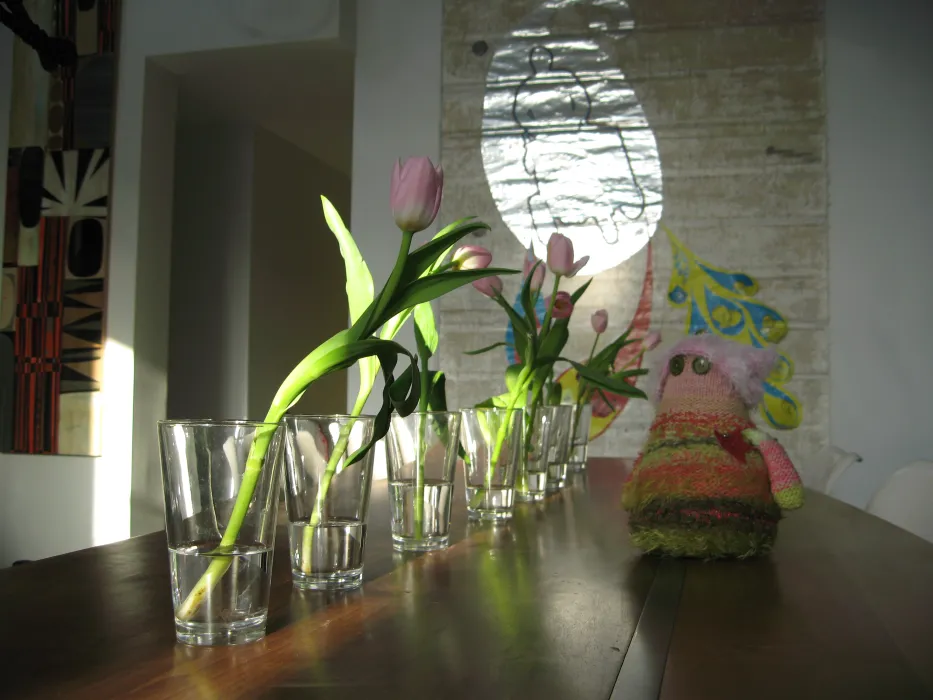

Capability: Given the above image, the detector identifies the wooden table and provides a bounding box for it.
[2,459,932,699]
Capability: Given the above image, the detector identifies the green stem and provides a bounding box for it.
[414,335,431,540]
[572,332,601,440]
[540,275,561,337]
[300,230,415,570]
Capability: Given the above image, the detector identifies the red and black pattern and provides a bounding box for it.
[12,218,68,453]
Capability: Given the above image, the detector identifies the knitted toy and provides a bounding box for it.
[621,334,803,559]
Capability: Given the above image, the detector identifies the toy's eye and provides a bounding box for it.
[692,356,711,375]
[669,355,685,376]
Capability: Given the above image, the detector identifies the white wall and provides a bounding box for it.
[167,119,255,422]
[249,128,349,421]
[129,63,180,537]
[0,0,350,565]
[827,0,933,507]
[349,0,443,477]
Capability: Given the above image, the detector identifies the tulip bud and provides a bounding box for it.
[472,275,503,298]
[390,157,444,233]
[547,291,574,319]
[591,309,608,334]
[451,245,492,270]
[546,233,589,278]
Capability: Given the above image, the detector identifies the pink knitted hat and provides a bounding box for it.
[652,335,777,408]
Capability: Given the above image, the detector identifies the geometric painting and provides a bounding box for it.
[1,0,118,455]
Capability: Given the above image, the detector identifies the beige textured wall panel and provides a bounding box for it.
[444,0,822,41]
[444,69,824,135]
[446,24,821,84]
[440,0,828,471]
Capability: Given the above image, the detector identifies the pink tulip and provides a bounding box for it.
[390,157,444,233]
[451,245,492,270]
[472,275,503,298]
[642,331,662,352]
[591,309,608,334]
[547,291,574,319]
[546,233,589,278]
[522,244,545,291]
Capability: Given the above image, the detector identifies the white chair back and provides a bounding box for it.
[867,461,933,544]
[799,445,862,495]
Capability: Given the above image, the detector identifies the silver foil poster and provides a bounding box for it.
[481,0,663,275]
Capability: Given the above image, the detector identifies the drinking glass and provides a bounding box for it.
[546,405,574,491]
[567,403,593,472]
[385,411,462,551]
[459,407,522,520]
[158,420,284,646]
[282,415,376,590]
[516,406,552,503]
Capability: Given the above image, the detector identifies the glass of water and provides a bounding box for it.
[385,411,462,551]
[158,420,285,646]
[567,403,593,473]
[516,405,552,503]
[546,405,574,492]
[459,407,522,521]
[282,414,376,591]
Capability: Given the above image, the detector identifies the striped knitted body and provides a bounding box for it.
[622,410,782,559]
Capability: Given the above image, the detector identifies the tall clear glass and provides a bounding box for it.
[568,403,593,473]
[282,415,376,591]
[516,405,552,503]
[546,405,574,491]
[158,420,284,646]
[386,411,462,551]
[459,407,522,521]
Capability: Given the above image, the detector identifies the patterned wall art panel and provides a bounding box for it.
[438,0,828,462]
[1,0,118,455]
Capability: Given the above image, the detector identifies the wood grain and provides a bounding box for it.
[3,461,933,699]
[659,492,933,700]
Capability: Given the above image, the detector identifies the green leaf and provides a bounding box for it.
[476,392,511,409]
[505,363,526,394]
[321,196,374,325]
[384,267,518,319]
[538,323,569,364]
[464,341,508,356]
[570,278,592,304]
[427,370,448,412]
[401,218,491,283]
[413,302,438,354]
[520,261,543,338]
[564,359,648,400]
[493,296,530,362]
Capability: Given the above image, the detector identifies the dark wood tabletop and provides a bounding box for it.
[2,458,932,699]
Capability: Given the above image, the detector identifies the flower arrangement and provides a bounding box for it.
[466,233,649,496]
[176,157,516,619]
[569,309,662,439]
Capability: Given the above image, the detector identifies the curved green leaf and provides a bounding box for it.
[520,261,543,338]
[384,267,519,319]
[570,278,592,304]
[402,218,491,283]
[321,196,374,325]
[464,341,508,356]
[413,302,438,354]
[564,359,648,400]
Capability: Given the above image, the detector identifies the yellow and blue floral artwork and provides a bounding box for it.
[665,227,802,431]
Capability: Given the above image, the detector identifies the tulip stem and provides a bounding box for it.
[540,275,561,336]
[299,229,415,574]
